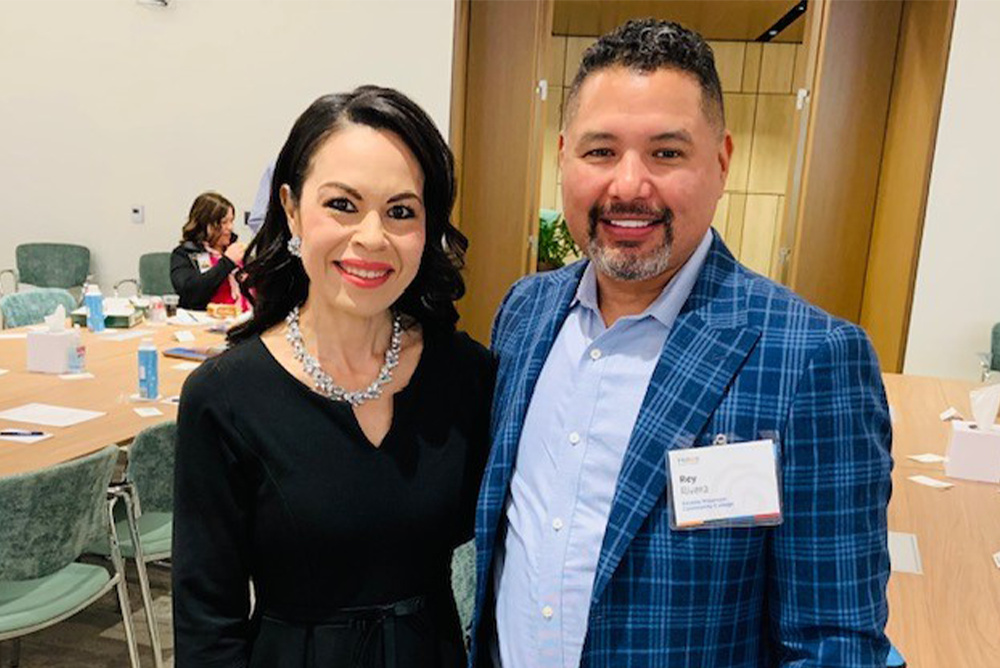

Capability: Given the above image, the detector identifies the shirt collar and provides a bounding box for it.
[572,228,714,327]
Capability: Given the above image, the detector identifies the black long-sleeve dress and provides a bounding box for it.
[172,328,494,668]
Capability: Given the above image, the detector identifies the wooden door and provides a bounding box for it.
[777,0,903,323]
[453,0,553,343]
[859,0,956,372]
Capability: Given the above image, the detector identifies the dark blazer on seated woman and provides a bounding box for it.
[170,237,239,311]
[170,191,246,311]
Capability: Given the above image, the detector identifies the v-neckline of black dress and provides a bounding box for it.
[254,330,434,452]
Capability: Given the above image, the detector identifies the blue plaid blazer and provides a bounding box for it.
[471,232,892,667]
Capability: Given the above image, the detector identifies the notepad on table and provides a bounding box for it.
[0,403,105,428]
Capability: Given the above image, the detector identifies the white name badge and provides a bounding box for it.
[667,439,783,530]
[196,252,212,273]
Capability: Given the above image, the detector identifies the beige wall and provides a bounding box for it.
[0,0,455,293]
[540,35,805,279]
[904,0,1000,380]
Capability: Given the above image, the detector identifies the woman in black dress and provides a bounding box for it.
[173,87,493,668]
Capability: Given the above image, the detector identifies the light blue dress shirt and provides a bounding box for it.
[246,160,274,234]
[494,229,713,668]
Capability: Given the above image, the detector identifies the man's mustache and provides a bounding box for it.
[588,203,673,235]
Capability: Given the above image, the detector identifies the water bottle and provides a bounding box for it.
[137,338,159,399]
[84,283,105,333]
[66,325,86,373]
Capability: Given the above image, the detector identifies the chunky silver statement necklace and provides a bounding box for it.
[285,305,402,407]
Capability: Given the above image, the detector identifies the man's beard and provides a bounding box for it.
[586,202,674,281]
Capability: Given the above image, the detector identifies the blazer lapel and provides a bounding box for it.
[589,237,761,607]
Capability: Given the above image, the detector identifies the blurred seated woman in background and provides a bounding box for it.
[170,191,248,311]
[173,87,493,667]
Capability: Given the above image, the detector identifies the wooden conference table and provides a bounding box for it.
[882,373,1000,667]
[0,326,998,665]
[0,319,223,477]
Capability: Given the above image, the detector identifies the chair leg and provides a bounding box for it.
[121,486,164,668]
[1,638,22,668]
[107,496,142,668]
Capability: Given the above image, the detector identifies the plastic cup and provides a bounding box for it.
[163,294,180,317]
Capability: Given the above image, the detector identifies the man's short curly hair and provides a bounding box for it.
[564,19,725,135]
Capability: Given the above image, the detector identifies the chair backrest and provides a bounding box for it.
[16,243,90,290]
[0,288,77,329]
[992,323,1000,372]
[451,539,476,635]
[126,421,176,514]
[0,446,118,580]
[139,252,173,296]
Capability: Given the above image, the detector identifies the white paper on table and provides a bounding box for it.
[0,333,27,340]
[907,453,948,464]
[168,309,214,325]
[100,329,153,342]
[174,330,196,343]
[940,407,963,421]
[0,432,53,444]
[0,369,8,376]
[0,403,105,427]
[993,551,1000,569]
[970,383,1000,429]
[171,361,200,371]
[103,297,133,316]
[888,531,923,574]
[58,372,95,381]
[134,407,164,418]
[907,474,954,490]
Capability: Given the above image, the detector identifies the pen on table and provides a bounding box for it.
[0,429,45,436]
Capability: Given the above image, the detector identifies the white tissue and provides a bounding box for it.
[970,383,1000,431]
[44,305,66,332]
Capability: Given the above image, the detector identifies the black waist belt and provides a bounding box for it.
[261,595,427,668]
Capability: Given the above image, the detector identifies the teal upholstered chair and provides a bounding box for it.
[977,322,1000,382]
[0,446,140,668]
[139,253,173,297]
[450,539,476,644]
[14,243,90,292]
[114,253,174,300]
[0,288,77,329]
[90,422,175,668]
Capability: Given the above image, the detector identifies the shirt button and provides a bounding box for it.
[590,348,603,360]
[552,518,564,531]
[541,605,554,619]
[568,431,581,445]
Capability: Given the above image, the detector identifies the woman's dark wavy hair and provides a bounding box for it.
[229,86,467,343]
[180,191,234,246]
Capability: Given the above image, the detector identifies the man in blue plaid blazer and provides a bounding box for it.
[470,19,892,668]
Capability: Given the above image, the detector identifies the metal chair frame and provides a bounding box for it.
[0,492,141,668]
[110,482,165,668]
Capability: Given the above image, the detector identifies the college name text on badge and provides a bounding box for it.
[667,438,782,530]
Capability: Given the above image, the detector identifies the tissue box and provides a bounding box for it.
[945,420,1000,484]
[27,330,73,374]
